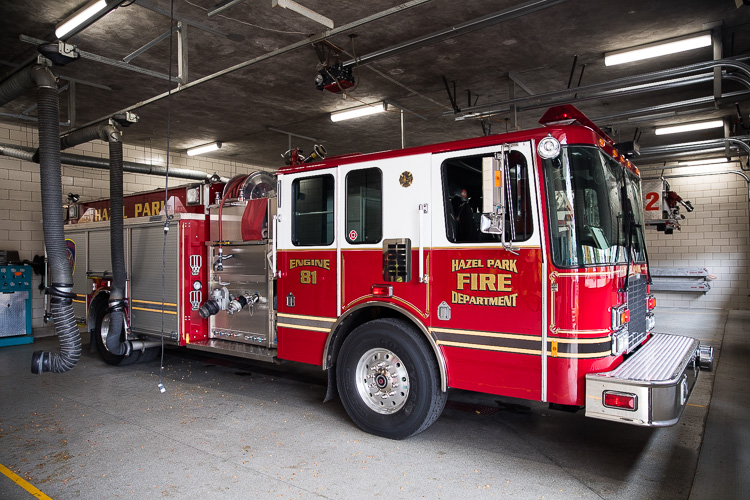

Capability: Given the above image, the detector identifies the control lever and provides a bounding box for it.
[214,247,234,271]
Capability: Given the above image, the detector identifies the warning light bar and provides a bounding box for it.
[603,391,637,411]
[538,104,614,143]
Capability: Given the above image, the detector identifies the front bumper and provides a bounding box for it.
[585,333,711,427]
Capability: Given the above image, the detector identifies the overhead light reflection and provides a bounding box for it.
[654,120,724,135]
[605,32,712,66]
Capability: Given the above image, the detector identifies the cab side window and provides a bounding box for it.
[346,168,382,244]
[441,151,532,243]
[292,175,334,246]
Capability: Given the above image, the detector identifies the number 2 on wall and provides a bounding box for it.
[644,192,660,211]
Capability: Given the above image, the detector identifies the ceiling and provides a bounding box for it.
[1,0,749,171]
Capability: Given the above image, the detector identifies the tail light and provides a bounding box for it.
[603,391,637,411]
[647,294,656,310]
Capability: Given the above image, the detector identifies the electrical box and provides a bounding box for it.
[0,265,33,347]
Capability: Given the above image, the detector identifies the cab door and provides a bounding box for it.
[339,154,432,321]
[429,141,545,400]
[276,169,338,365]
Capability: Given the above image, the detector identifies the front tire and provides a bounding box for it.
[336,318,446,440]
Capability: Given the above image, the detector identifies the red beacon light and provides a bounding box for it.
[539,104,615,144]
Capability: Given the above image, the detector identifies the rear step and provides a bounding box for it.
[585,333,712,427]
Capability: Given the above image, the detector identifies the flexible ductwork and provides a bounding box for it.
[5,65,85,374]
[56,120,131,357]
[104,129,129,357]
[0,65,46,107]
[60,122,120,151]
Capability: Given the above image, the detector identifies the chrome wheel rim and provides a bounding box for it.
[355,348,409,414]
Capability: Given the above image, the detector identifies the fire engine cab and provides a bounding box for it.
[61,105,713,439]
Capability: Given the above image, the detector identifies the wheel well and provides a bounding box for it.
[325,305,447,391]
[88,291,109,332]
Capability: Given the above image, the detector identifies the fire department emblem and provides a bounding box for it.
[399,171,413,187]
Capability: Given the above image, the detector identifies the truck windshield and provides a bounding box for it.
[542,145,645,268]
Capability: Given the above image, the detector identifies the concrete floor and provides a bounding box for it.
[0,308,747,499]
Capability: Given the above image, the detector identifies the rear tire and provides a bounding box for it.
[93,304,141,366]
[336,318,446,440]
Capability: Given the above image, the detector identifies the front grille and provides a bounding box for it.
[627,273,648,352]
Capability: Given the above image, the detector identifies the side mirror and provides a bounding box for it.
[481,150,517,253]
[481,155,505,234]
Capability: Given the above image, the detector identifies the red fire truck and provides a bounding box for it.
[62,105,712,439]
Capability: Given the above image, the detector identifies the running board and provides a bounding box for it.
[186,339,278,363]
[585,333,701,427]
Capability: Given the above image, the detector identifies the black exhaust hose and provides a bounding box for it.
[31,83,81,374]
[105,137,129,356]
[0,66,36,107]
[60,125,107,151]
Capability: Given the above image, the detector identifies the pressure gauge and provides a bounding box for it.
[192,280,202,291]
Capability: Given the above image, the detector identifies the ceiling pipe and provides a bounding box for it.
[0,142,227,182]
[448,57,750,117]
[341,0,567,68]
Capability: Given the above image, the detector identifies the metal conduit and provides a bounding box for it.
[448,57,750,117]
[342,0,567,68]
[516,74,718,112]
[0,142,228,182]
[592,90,750,124]
[639,137,750,158]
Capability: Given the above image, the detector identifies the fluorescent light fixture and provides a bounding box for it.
[55,0,122,40]
[678,158,729,166]
[331,102,386,122]
[187,142,222,156]
[605,32,711,66]
[654,119,723,136]
[272,0,333,29]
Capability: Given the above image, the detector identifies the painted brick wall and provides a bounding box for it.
[643,170,750,310]
[0,120,270,328]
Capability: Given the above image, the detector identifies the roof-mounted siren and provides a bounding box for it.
[539,104,614,144]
